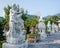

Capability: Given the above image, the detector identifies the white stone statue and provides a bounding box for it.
[7,3,25,44]
[55,24,58,32]
[51,23,55,34]
[3,4,28,48]
[52,23,58,33]
[38,16,47,40]
[47,21,51,34]
[39,16,43,22]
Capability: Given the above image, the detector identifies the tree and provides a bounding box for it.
[25,18,32,34]
[50,16,59,25]
[4,5,11,31]
[48,16,59,30]
[31,16,39,27]
[0,18,5,40]
[21,8,28,21]
[21,8,28,29]
[25,16,38,28]
[25,16,39,34]
[4,5,11,22]
[44,19,48,33]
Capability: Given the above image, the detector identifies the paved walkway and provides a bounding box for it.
[28,31,60,48]
[42,31,60,43]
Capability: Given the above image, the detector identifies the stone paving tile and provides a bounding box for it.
[42,32,60,42]
[28,31,60,48]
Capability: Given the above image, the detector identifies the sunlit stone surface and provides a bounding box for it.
[2,3,28,48]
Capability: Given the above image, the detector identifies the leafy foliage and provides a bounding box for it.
[25,16,38,34]
[0,18,5,40]
[4,5,11,31]
[25,16,38,28]
[0,44,2,48]
[4,5,11,22]
[31,16,39,27]
[49,16,59,25]
[44,19,48,32]
[44,16,59,33]
[21,8,28,21]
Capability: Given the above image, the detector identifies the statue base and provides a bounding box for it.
[2,42,28,48]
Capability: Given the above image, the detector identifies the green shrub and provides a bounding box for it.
[0,44,2,48]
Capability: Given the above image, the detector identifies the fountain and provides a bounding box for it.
[2,4,28,48]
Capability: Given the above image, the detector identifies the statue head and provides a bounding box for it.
[40,16,43,20]
[48,21,50,24]
[12,3,17,10]
[39,16,43,22]
[16,4,19,12]
[11,3,19,12]
[47,21,51,27]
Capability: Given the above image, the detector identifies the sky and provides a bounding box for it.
[0,0,60,17]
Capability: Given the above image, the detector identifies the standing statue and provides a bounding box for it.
[3,4,28,48]
[52,23,58,33]
[38,16,47,40]
[8,3,25,44]
[3,3,27,45]
[47,21,51,34]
